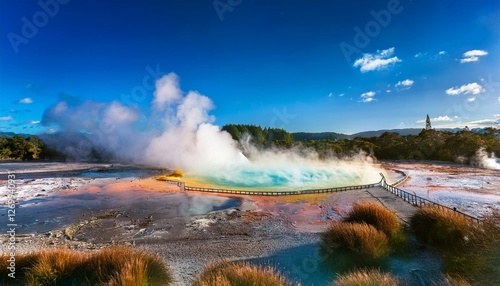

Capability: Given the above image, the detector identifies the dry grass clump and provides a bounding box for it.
[432,274,472,286]
[410,206,473,250]
[193,260,294,286]
[411,207,500,285]
[345,202,402,238]
[322,222,390,260]
[332,269,399,286]
[0,247,172,286]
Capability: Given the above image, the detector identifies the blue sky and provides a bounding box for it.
[1,0,499,134]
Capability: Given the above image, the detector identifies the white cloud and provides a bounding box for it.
[460,49,488,63]
[445,82,485,95]
[414,52,427,58]
[328,92,333,97]
[338,93,345,97]
[417,115,453,123]
[467,97,476,102]
[438,51,446,55]
[360,91,376,103]
[353,47,401,72]
[27,120,40,124]
[395,79,414,87]
[469,119,496,125]
[17,97,33,104]
[0,116,13,121]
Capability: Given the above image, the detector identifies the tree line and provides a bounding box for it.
[2,126,499,164]
[222,124,500,164]
[0,135,60,160]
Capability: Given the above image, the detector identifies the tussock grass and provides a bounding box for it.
[332,269,399,286]
[410,206,473,250]
[193,260,294,286]
[322,222,390,260]
[345,202,402,239]
[0,247,172,286]
[432,274,472,286]
[411,207,500,285]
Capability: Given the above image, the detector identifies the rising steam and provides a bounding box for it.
[42,73,383,190]
[474,148,500,170]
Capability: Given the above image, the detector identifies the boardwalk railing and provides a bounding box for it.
[164,179,379,196]
[165,173,481,223]
[379,173,481,223]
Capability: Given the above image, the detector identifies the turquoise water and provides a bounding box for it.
[200,167,366,191]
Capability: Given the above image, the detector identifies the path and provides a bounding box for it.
[366,186,418,224]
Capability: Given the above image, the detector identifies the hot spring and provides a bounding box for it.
[181,156,385,192]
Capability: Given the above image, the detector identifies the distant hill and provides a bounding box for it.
[0,131,33,138]
[292,127,484,141]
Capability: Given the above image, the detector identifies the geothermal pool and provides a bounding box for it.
[184,162,386,191]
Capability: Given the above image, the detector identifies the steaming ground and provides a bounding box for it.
[41,73,385,190]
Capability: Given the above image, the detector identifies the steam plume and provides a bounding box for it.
[42,73,383,189]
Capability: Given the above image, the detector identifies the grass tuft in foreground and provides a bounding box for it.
[332,269,399,286]
[410,207,500,285]
[0,247,172,286]
[193,260,294,286]
[410,206,473,251]
[345,201,407,250]
[345,202,401,238]
[322,222,390,260]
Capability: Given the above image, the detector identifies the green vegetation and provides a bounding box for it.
[193,260,293,286]
[0,135,60,160]
[222,125,500,164]
[410,207,500,285]
[0,247,172,286]
[222,124,294,147]
[332,269,399,286]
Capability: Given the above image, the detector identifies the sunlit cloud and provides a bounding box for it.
[460,49,488,63]
[17,97,34,104]
[445,82,485,95]
[417,115,453,123]
[395,79,414,88]
[0,116,13,121]
[353,47,401,72]
[360,91,376,103]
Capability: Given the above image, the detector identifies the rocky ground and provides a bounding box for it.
[0,161,497,285]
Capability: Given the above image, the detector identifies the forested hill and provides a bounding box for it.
[292,128,488,140]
